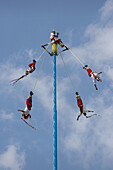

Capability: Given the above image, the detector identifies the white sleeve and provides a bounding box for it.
[50,32,54,39]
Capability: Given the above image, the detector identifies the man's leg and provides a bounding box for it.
[77,112,82,120]
[92,74,98,90]
[96,73,102,82]
[77,106,83,120]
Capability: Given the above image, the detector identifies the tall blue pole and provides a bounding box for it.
[53,53,57,170]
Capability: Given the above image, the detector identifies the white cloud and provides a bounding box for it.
[0,62,26,104]
[1,1,113,169]
[34,74,53,112]
[0,53,54,117]
[104,65,113,82]
[25,49,37,59]
[0,145,25,170]
[62,89,113,169]
[1,111,14,120]
[83,25,113,63]
[0,62,24,84]
[99,0,113,21]
[67,0,113,69]
[57,0,113,169]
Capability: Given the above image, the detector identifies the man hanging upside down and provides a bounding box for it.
[25,59,36,75]
[10,60,36,85]
[83,65,102,90]
[18,91,34,119]
[76,92,94,120]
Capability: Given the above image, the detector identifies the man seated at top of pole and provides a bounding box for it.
[41,29,69,56]
[50,29,62,46]
[50,29,65,48]
[50,29,59,42]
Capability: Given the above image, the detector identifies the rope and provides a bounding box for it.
[69,49,84,67]
[60,54,76,92]
[62,42,84,67]
[36,43,50,62]
[33,52,47,92]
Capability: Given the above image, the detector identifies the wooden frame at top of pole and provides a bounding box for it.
[41,38,69,56]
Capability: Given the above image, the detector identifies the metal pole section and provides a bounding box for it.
[53,53,57,170]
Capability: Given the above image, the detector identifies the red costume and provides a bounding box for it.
[51,36,56,41]
[26,97,32,110]
[28,62,35,72]
[86,68,93,76]
[77,97,83,108]
[23,114,29,119]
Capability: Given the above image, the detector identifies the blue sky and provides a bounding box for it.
[1,0,113,170]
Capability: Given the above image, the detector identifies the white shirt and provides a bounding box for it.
[50,32,55,40]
